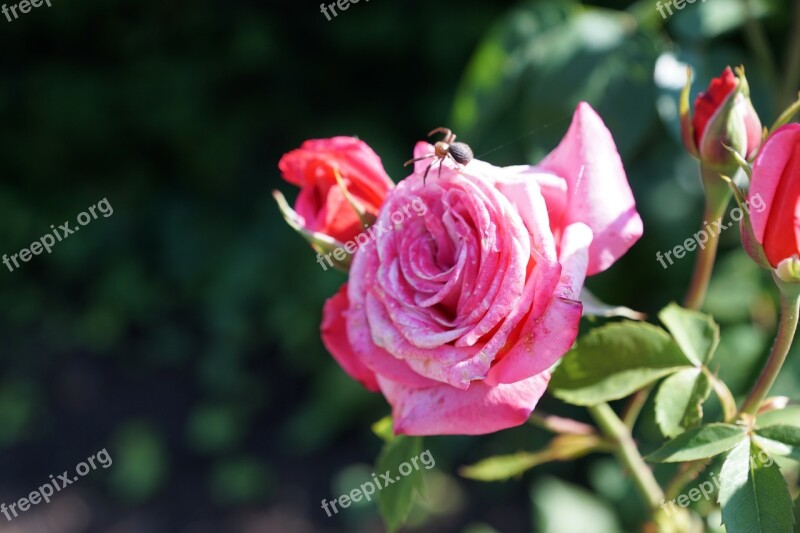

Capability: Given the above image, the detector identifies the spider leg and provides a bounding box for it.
[422,159,435,184]
[428,127,453,143]
[438,158,444,181]
[447,153,463,176]
[404,154,433,167]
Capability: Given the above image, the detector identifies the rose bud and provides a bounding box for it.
[747,123,800,269]
[275,137,394,270]
[681,66,762,172]
[322,103,643,436]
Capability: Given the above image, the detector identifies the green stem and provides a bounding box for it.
[683,170,731,310]
[739,277,800,416]
[589,403,664,510]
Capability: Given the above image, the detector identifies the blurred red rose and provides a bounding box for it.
[278,136,394,244]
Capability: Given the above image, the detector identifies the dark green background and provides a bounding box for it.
[0,0,796,531]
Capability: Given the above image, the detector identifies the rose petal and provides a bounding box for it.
[761,142,800,266]
[536,102,643,275]
[346,240,440,388]
[321,284,380,392]
[378,372,550,436]
[353,172,542,389]
[485,223,590,384]
[692,67,738,146]
[750,124,800,251]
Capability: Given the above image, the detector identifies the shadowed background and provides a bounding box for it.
[0,0,796,531]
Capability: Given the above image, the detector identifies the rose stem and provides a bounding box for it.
[739,275,800,416]
[683,168,731,310]
[588,403,664,510]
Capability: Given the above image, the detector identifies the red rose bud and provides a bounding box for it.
[274,137,395,270]
[681,66,762,171]
[747,124,800,268]
[277,136,394,244]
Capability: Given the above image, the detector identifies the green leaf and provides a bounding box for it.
[376,435,424,533]
[460,451,551,482]
[459,434,610,482]
[658,303,720,366]
[719,439,794,533]
[551,321,690,406]
[753,425,800,462]
[655,368,711,438]
[647,423,747,463]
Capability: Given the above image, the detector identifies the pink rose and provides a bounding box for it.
[278,137,394,244]
[322,103,642,435]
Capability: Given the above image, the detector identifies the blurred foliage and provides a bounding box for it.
[110,421,168,504]
[0,0,796,531]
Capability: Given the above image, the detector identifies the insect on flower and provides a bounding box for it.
[404,127,474,184]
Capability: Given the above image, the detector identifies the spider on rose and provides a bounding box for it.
[404,127,474,184]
